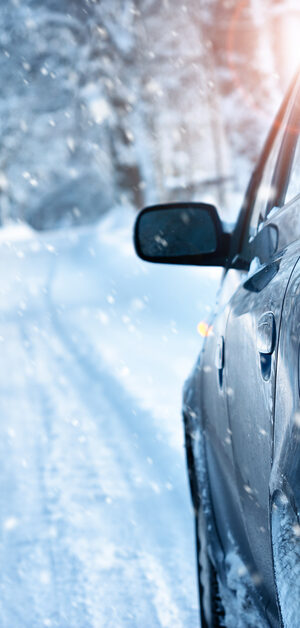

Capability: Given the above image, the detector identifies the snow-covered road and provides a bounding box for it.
[0,210,220,627]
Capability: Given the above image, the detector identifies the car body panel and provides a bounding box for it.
[184,85,300,625]
[224,239,299,609]
[270,207,300,513]
[198,268,246,559]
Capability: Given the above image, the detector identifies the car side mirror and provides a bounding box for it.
[134,202,231,267]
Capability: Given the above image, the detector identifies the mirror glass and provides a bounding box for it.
[137,205,218,259]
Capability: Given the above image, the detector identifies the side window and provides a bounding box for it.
[265,95,300,212]
[281,135,300,205]
[247,83,300,241]
[248,124,287,238]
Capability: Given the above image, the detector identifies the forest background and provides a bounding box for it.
[0,0,299,229]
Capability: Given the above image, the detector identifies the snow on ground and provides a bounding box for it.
[0,208,221,627]
[271,494,300,628]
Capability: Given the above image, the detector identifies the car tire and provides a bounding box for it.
[271,492,300,627]
[196,501,226,628]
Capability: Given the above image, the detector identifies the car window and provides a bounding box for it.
[284,143,300,203]
[247,108,299,239]
[246,82,300,241]
[248,129,284,238]
[281,123,300,205]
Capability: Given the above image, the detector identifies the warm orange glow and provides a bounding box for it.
[279,14,300,79]
[226,1,300,125]
[197,321,213,337]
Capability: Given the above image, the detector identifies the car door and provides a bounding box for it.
[197,76,297,609]
[201,76,296,556]
[224,82,300,615]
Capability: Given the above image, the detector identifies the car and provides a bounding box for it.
[133,72,300,627]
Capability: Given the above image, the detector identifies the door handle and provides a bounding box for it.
[257,312,276,355]
[215,335,224,370]
[215,336,224,388]
[257,312,276,381]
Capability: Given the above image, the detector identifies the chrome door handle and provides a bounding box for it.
[215,336,224,370]
[257,312,276,355]
[215,336,224,388]
[257,312,275,381]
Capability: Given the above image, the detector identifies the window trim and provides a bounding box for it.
[273,101,300,210]
[233,73,300,266]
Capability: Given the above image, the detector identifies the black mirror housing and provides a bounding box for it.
[134,202,231,267]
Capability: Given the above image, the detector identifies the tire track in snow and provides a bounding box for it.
[30,304,199,626]
[0,322,70,627]
[22,314,198,627]
[20,318,160,628]
[19,321,93,628]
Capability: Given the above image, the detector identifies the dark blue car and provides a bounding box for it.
[134,74,300,627]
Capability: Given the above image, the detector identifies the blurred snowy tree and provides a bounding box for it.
[0,0,299,227]
[0,0,232,226]
[133,0,230,207]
